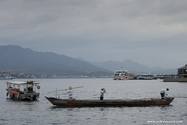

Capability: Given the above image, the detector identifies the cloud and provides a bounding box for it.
[0,0,187,68]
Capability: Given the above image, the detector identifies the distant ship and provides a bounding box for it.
[113,68,130,80]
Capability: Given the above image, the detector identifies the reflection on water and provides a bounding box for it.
[0,78,187,125]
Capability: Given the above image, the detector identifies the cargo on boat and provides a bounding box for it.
[6,81,40,101]
[45,96,174,107]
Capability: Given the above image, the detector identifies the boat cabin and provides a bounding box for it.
[114,70,128,76]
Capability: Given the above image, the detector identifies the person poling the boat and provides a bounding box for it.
[67,86,73,100]
[62,86,74,100]
[64,86,83,100]
[160,88,169,99]
[100,88,106,100]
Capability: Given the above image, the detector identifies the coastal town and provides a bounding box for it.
[0,66,184,80]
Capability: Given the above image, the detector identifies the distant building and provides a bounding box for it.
[164,64,187,82]
[0,71,14,80]
[177,64,187,78]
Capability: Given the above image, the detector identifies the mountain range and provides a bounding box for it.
[0,45,177,76]
[0,45,112,76]
[91,60,177,74]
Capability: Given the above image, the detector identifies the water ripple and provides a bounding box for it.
[1,79,187,125]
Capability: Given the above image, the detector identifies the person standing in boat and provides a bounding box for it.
[62,86,73,99]
[160,88,169,99]
[100,88,106,100]
[67,86,73,100]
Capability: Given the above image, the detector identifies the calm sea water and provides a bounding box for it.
[0,78,187,125]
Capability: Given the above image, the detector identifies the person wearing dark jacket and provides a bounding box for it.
[100,88,106,100]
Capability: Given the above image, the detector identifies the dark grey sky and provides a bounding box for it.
[1,0,187,68]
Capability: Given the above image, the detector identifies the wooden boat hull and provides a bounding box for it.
[45,96,174,107]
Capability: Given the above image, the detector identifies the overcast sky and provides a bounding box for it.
[0,0,187,69]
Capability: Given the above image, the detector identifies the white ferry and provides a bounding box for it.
[113,68,130,80]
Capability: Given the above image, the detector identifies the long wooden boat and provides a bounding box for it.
[6,81,40,101]
[45,96,174,107]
